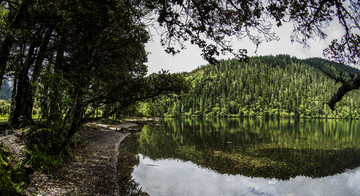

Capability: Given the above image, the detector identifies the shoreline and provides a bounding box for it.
[23,122,138,195]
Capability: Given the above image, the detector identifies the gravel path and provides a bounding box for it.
[23,122,136,196]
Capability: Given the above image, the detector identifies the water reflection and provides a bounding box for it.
[118,118,360,195]
[133,155,360,196]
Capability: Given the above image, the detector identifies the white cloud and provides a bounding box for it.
[133,155,360,196]
[145,21,344,74]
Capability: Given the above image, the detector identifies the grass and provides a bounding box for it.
[0,115,44,123]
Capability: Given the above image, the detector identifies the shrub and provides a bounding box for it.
[0,143,26,195]
[25,128,82,173]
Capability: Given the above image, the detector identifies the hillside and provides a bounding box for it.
[138,55,360,119]
[0,81,11,100]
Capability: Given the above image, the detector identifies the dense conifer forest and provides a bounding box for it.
[138,55,360,119]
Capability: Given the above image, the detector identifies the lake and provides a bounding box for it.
[117,118,360,196]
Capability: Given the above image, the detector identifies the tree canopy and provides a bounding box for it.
[138,0,360,108]
[0,0,190,153]
[0,0,359,141]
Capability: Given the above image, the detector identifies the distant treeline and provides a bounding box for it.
[137,55,360,119]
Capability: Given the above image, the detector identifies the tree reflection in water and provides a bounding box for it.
[118,133,148,196]
[118,118,360,195]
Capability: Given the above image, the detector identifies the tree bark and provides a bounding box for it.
[48,33,65,117]
[28,28,53,118]
[9,40,37,126]
[0,0,33,88]
[0,37,12,88]
[68,94,84,139]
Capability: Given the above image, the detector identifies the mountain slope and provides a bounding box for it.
[139,55,360,119]
[0,81,12,100]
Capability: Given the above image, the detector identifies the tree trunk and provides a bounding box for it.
[68,95,84,139]
[28,28,53,118]
[48,35,65,125]
[9,73,33,126]
[55,90,84,153]
[9,76,17,122]
[328,73,360,110]
[0,0,33,88]
[40,64,51,119]
[9,40,37,127]
[0,37,13,88]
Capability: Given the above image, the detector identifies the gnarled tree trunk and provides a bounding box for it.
[328,73,360,110]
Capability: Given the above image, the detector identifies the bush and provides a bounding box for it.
[0,143,26,195]
[25,128,81,173]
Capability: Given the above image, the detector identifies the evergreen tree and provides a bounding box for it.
[144,55,360,119]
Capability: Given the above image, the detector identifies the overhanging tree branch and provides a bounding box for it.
[328,72,360,110]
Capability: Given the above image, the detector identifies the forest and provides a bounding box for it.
[1,0,360,194]
[138,55,360,119]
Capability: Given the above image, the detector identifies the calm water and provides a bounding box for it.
[118,118,360,196]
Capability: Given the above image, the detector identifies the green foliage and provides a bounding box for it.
[143,55,360,119]
[0,3,8,31]
[0,99,10,116]
[26,145,61,174]
[305,58,359,76]
[25,128,81,173]
[127,118,360,180]
[0,1,190,164]
[25,128,61,172]
[138,102,154,117]
[0,143,26,195]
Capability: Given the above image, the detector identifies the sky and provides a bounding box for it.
[145,21,344,74]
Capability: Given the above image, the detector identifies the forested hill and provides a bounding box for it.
[304,57,359,75]
[138,55,360,119]
[0,81,12,100]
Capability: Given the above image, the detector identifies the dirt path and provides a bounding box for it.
[24,122,137,196]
